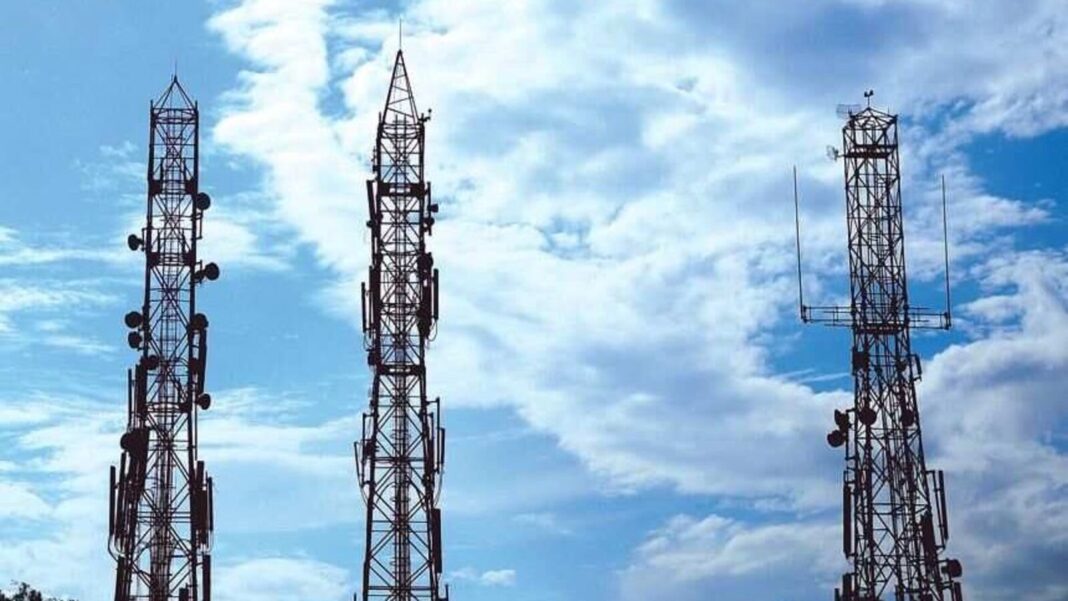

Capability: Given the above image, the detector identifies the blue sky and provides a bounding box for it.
[1,1,1066,600]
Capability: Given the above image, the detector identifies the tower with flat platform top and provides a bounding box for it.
[796,92,964,601]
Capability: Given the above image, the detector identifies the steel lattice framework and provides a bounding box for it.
[798,94,964,601]
[356,50,447,601]
[108,76,219,601]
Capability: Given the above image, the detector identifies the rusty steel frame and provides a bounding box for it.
[356,50,447,601]
[797,94,963,601]
[109,76,218,601]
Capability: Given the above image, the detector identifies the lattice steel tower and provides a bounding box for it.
[108,76,220,601]
[795,92,963,601]
[356,50,447,601]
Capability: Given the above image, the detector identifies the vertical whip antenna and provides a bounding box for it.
[793,166,806,320]
[941,174,952,326]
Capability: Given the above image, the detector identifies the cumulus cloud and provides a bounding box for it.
[918,250,1068,601]
[0,0,1065,597]
[197,0,1068,598]
[621,513,838,601]
[209,0,849,508]
[621,248,1068,600]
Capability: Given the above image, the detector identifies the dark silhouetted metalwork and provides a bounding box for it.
[109,76,218,601]
[355,50,447,601]
[795,92,963,601]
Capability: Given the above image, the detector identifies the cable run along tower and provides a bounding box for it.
[356,50,447,601]
[108,76,220,601]
[795,92,964,601]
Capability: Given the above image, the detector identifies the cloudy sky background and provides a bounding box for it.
[1,1,1066,599]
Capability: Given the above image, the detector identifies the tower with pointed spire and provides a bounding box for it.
[108,76,219,601]
[356,50,447,601]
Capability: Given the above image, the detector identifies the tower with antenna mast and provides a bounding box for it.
[107,75,220,601]
[795,91,964,601]
[355,47,448,601]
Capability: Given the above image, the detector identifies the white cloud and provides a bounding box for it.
[514,512,573,536]
[450,567,517,587]
[198,388,360,533]
[33,323,116,355]
[0,226,121,268]
[0,481,50,520]
[0,395,123,601]
[0,278,115,337]
[621,513,837,601]
[0,403,54,426]
[0,226,131,356]
[478,569,517,587]
[76,140,143,195]
[110,189,294,276]
[619,249,1068,600]
[205,0,1068,598]
[917,250,1068,601]
[887,1,1068,137]
[1,0,1066,598]
[196,191,295,273]
[209,0,363,278]
[209,0,848,508]
[0,387,359,601]
[216,557,350,601]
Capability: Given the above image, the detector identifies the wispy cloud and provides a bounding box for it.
[215,557,350,601]
[449,567,517,587]
[0,278,116,336]
[0,226,122,268]
[205,0,1067,598]
[0,386,358,600]
[514,512,573,536]
[75,140,143,197]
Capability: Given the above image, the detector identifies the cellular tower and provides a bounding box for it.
[795,92,964,601]
[355,49,448,601]
[108,76,220,601]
